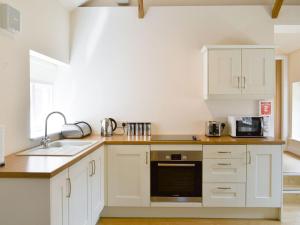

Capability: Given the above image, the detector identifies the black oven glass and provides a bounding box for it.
[236,117,263,137]
[151,161,202,197]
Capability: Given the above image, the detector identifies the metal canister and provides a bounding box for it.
[135,123,140,136]
[138,123,143,136]
[131,123,135,136]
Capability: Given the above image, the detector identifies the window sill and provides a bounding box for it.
[290,138,300,143]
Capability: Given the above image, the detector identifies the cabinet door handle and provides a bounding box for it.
[242,77,246,89]
[146,152,148,165]
[89,161,93,177]
[238,77,240,88]
[66,178,71,198]
[218,151,231,154]
[217,163,232,166]
[248,151,251,164]
[92,160,96,175]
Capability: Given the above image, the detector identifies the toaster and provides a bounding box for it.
[205,121,225,137]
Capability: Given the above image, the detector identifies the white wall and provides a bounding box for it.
[54,6,300,135]
[288,49,300,155]
[0,0,69,155]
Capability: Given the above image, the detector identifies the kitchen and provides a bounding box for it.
[0,0,300,225]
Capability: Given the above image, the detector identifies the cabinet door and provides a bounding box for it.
[208,49,242,95]
[89,148,105,225]
[246,145,282,207]
[50,169,69,225]
[108,145,150,207]
[242,49,275,96]
[69,157,90,225]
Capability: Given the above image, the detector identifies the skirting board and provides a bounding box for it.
[101,207,281,220]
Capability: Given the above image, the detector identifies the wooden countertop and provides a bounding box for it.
[0,135,284,179]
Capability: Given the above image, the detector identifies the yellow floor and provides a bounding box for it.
[98,203,300,225]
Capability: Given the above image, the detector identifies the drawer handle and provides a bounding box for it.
[217,151,231,154]
[217,163,232,166]
[217,187,232,190]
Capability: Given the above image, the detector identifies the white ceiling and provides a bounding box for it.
[83,0,300,6]
[274,25,300,54]
[57,0,91,10]
[275,33,300,54]
[58,0,300,8]
[58,0,300,54]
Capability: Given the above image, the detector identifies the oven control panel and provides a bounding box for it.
[151,151,202,161]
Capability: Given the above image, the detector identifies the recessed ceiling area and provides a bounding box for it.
[275,25,300,54]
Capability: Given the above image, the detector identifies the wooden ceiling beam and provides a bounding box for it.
[272,0,284,19]
[138,0,144,19]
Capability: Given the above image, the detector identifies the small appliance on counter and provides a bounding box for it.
[205,121,225,137]
[61,121,92,139]
[0,126,5,167]
[228,116,265,137]
[101,118,117,137]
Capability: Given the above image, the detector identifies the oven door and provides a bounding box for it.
[236,117,264,137]
[151,161,202,202]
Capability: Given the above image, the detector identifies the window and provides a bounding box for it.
[29,50,65,138]
[292,82,300,141]
[30,82,54,138]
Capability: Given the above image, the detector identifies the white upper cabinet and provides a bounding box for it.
[107,145,150,207]
[202,45,275,99]
[208,49,242,96]
[242,49,275,96]
[246,145,282,207]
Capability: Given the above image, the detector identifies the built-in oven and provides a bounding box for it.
[151,151,202,203]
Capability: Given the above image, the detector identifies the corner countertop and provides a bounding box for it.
[0,135,284,179]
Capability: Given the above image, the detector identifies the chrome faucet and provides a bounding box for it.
[41,111,67,148]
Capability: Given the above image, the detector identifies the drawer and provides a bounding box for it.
[203,145,246,159]
[203,183,245,207]
[203,158,246,182]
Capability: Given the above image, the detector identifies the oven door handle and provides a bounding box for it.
[157,163,196,167]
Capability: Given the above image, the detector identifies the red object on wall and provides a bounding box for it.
[260,101,272,116]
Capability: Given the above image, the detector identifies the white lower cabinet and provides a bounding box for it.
[203,144,282,208]
[203,145,246,207]
[203,183,246,207]
[203,158,246,183]
[50,147,105,225]
[89,149,105,225]
[107,145,150,207]
[69,156,90,225]
[246,145,282,207]
[50,169,69,225]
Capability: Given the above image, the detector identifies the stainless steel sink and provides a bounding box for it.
[17,140,98,156]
